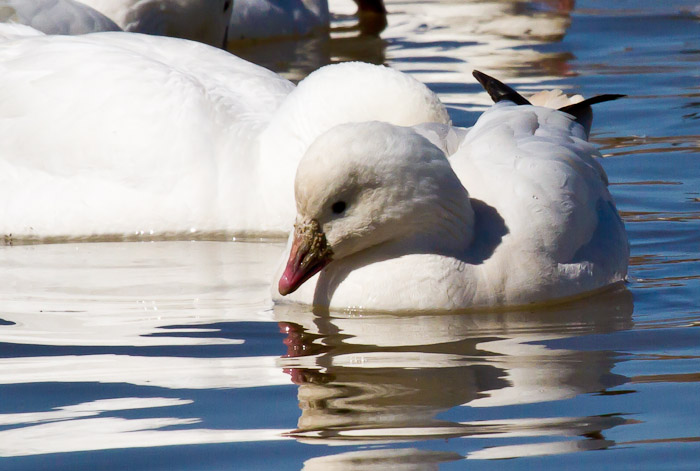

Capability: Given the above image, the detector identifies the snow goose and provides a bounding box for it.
[228,0,386,41]
[0,0,233,46]
[0,0,121,34]
[274,71,629,310]
[0,29,449,241]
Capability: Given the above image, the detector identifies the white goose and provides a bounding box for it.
[274,72,629,310]
[0,0,232,46]
[0,28,449,241]
[0,28,628,310]
[228,0,386,41]
[0,0,121,35]
[228,0,329,40]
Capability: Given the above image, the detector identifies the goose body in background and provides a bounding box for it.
[0,0,232,46]
[228,0,329,40]
[274,72,629,310]
[228,0,386,41]
[0,28,449,241]
[0,0,120,34]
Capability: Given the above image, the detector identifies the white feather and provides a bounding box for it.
[228,0,329,40]
[0,31,448,240]
[0,0,232,46]
[274,103,628,309]
[0,0,120,34]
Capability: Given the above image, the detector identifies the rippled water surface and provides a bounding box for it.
[2,1,699,469]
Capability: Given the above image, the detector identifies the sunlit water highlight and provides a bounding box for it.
[2,0,699,469]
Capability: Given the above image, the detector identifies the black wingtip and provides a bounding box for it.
[558,94,626,136]
[472,70,625,136]
[558,94,626,115]
[559,94,627,136]
[472,70,531,106]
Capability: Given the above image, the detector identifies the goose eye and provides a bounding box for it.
[331,201,347,214]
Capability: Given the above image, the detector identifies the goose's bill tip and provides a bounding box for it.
[278,220,333,296]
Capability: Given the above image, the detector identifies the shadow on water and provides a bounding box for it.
[273,285,637,464]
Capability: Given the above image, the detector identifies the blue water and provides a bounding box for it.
[1,0,699,469]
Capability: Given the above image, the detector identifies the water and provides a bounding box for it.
[1,0,699,469]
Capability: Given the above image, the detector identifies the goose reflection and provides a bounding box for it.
[275,286,635,460]
[385,0,578,110]
[228,0,575,84]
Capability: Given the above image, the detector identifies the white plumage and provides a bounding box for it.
[0,0,232,46]
[227,0,386,41]
[0,29,448,240]
[0,28,628,309]
[228,0,329,40]
[0,0,120,34]
[273,94,628,310]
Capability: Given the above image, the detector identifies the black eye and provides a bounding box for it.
[223,1,231,11]
[331,201,347,214]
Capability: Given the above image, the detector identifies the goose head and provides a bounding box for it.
[278,121,475,296]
